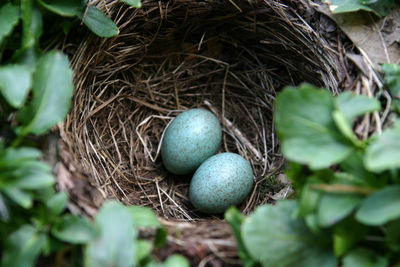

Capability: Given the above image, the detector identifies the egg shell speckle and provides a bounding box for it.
[189,152,254,214]
[161,108,222,175]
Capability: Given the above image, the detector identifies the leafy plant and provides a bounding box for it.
[227,81,400,266]
[0,0,189,266]
[382,63,400,113]
[322,0,394,17]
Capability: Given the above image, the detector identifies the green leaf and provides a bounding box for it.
[78,5,119,38]
[154,227,167,248]
[0,3,20,44]
[3,187,32,208]
[275,84,353,169]
[0,65,32,108]
[364,122,400,172]
[120,0,142,8]
[325,0,393,17]
[18,50,74,135]
[298,178,322,217]
[382,63,400,112]
[333,219,367,257]
[161,255,189,267]
[136,240,152,263]
[10,4,42,69]
[342,248,388,267]
[37,0,81,17]
[336,91,380,127]
[360,0,394,17]
[322,0,373,14]
[52,214,94,244]
[225,207,258,267]
[0,147,41,166]
[340,152,380,187]
[128,206,161,228]
[16,171,55,190]
[318,193,362,227]
[85,201,137,267]
[21,1,42,51]
[2,225,47,267]
[242,200,337,267]
[46,191,68,215]
[356,185,400,225]
[147,255,190,267]
[332,110,360,146]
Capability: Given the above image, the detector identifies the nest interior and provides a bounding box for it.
[62,0,343,223]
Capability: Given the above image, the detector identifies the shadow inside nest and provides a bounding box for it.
[63,0,342,222]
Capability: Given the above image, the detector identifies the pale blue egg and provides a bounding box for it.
[161,108,222,175]
[189,152,254,214]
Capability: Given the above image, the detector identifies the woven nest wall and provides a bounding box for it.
[60,0,347,264]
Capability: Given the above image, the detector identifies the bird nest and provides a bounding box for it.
[59,0,347,264]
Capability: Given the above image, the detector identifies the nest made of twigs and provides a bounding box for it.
[59,0,349,264]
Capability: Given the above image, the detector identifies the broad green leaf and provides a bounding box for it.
[120,0,142,8]
[342,248,388,267]
[129,206,161,228]
[322,0,373,14]
[3,187,32,208]
[225,207,258,267]
[382,64,400,112]
[85,201,137,267]
[0,3,20,44]
[356,186,400,225]
[364,121,400,172]
[2,225,47,267]
[52,214,94,244]
[318,193,362,227]
[37,0,81,17]
[16,171,55,189]
[275,84,353,169]
[18,50,74,135]
[242,200,337,267]
[46,191,68,215]
[78,5,119,38]
[0,65,32,108]
[136,240,152,263]
[335,92,380,126]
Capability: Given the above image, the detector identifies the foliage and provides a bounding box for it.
[0,0,190,266]
[382,64,400,112]
[322,0,394,17]
[227,80,400,266]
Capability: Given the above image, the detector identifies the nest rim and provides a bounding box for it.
[58,0,350,264]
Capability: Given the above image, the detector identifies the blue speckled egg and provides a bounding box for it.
[161,108,222,175]
[189,152,254,214]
